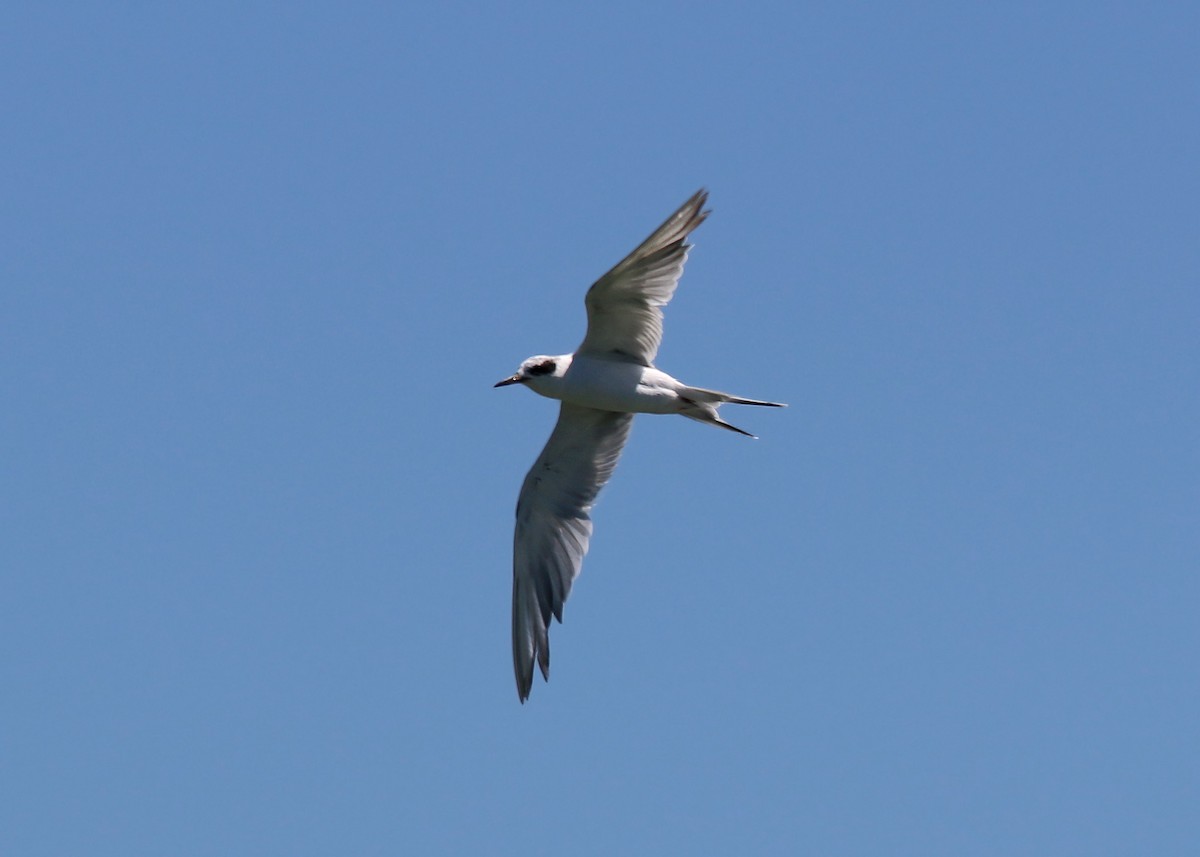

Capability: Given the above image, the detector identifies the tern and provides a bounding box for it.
[496,189,785,702]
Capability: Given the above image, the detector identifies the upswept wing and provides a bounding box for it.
[512,402,634,702]
[578,189,709,366]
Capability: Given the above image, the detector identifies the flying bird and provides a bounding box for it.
[495,189,785,702]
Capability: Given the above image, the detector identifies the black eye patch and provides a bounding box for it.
[526,360,556,377]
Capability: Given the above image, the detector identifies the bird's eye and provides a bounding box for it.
[527,360,556,377]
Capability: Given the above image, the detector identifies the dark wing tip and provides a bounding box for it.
[682,187,711,233]
[514,640,550,704]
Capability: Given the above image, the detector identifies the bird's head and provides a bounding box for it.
[494,355,566,391]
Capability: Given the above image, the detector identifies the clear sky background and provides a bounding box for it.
[3,3,1197,855]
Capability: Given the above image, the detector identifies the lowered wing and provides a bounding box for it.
[511,402,634,702]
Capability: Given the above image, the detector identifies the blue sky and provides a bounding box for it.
[3,3,1197,854]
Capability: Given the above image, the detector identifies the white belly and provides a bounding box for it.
[560,358,681,415]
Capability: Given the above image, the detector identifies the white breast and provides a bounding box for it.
[561,356,682,415]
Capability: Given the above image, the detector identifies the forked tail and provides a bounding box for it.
[677,386,786,438]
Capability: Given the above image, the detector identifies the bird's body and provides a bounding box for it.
[496,190,784,702]
[519,354,697,416]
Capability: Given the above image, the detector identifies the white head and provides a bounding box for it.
[494,354,571,396]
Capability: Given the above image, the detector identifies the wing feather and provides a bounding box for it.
[578,189,709,366]
[512,403,634,702]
